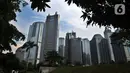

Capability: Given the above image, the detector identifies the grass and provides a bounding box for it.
[51,63,130,73]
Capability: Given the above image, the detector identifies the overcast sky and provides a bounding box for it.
[10,0,115,53]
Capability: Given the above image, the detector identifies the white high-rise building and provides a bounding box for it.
[40,12,60,62]
[58,37,65,57]
[99,39,111,64]
[82,38,92,65]
[104,27,115,61]
[90,34,103,64]
[26,22,44,64]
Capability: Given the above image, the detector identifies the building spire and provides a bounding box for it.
[55,11,58,15]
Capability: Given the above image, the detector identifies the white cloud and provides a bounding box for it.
[10,0,116,53]
[24,0,116,40]
[36,0,85,29]
[32,0,106,40]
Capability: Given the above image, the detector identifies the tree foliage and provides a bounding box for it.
[65,0,130,29]
[19,41,38,63]
[111,29,130,46]
[19,41,38,67]
[45,51,64,66]
[0,52,23,73]
[0,0,27,52]
[0,0,50,52]
[65,0,130,42]
[20,41,38,52]
[30,0,51,12]
[0,0,50,72]
[1,0,130,52]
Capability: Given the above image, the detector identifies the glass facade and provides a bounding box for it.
[31,24,37,37]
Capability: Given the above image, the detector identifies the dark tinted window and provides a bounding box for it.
[32,24,37,37]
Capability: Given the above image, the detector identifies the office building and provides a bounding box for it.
[104,27,115,61]
[113,29,130,62]
[124,40,130,61]
[65,31,76,64]
[82,38,92,65]
[90,34,103,65]
[58,37,65,57]
[70,38,83,65]
[26,22,44,64]
[99,39,111,64]
[40,12,60,62]
[111,32,127,63]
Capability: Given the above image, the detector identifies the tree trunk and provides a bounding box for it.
[26,48,31,71]
[34,47,38,68]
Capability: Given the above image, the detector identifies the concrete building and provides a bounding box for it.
[105,28,127,63]
[124,47,130,61]
[40,12,60,62]
[70,38,83,65]
[111,38,127,63]
[26,22,44,64]
[104,27,115,61]
[114,29,130,62]
[58,37,65,57]
[124,40,130,61]
[99,39,111,64]
[90,34,103,65]
[82,38,92,65]
[110,30,127,63]
[65,31,76,64]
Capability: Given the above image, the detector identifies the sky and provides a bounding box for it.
[10,0,115,53]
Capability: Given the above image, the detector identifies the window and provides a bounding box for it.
[128,47,130,56]
[49,18,54,21]
[32,24,37,37]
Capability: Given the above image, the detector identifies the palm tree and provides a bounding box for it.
[19,41,38,68]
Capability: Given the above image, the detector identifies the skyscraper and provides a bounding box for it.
[114,29,130,62]
[58,37,65,57]
[104,27,115,61]
[70,38,83,65]
[99,39,111,64]
[104,28,127,63]
[65,31,76,64]
[110,30,127,63]
[90,34,103,65]
[82,38,92,65]
[26,22,44,64]
[124,40,130,61]
[111,38,127,63]
[40,12,60,62]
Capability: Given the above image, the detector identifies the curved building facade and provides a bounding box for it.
[82,38,92,65]
[90,34,103,65]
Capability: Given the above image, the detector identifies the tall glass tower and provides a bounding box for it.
[104,27,115,61]
[26,22,44,64]
[40,12,60,62]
